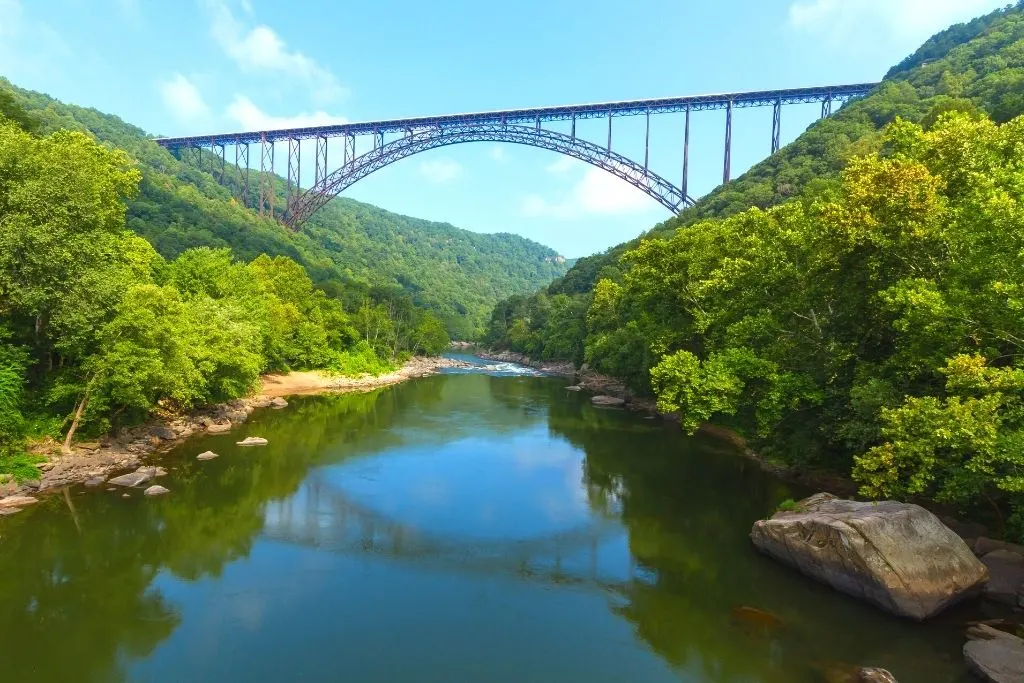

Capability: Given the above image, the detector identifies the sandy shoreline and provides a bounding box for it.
[0,356,472,506]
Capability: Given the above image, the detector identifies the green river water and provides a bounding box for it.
[0,363,985,682]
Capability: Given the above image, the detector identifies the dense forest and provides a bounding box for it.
[0,98,459,478]
[485,2,1024,536]
[2,81,570,340]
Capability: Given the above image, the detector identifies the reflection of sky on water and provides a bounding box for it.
[322,424,593,542]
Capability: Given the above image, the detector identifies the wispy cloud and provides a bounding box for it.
[521,167,659,219]
[419,157,463,184]
[160,73,212,126]
[489,145,507,162]
[225,95,348,130]
[545,157,578,174]
[788,0,1004,45]
[203,0,347,103]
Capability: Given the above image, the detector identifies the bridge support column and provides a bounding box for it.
[771,99,782,155]
[606,110,612,152]
[214,142,226,183]
[821,95,833,119]
[723,99,733,184]
[644,109,650,174]
[287,137,301,217]
[315,135,328,189]
[344,134,355,166]
[235,139,250,208]
[570,113,576,141]
[682,105,690,203]
[259,133,274,217]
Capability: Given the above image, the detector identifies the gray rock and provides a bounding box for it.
[225,409,248,423]
[980,550,1024,606]
[143,485,169,497]
[964,624,1024,683]
[270,397,288,409]
[565,385,583,392]
[859,668,898,682]
[206,422,232,434]
[196,450,219,461]
[236,436,268,447]
[84,476,107,487]
[107,471,153,488]
[750,493,988,620]
[150,425,177,441]
[591,395,626,408]
[975,537,1024,558]
[253,397,273,408]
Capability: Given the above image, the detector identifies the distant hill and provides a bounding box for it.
[3,81,569,339]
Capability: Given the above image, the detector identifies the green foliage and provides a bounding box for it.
[0,78,569,340]
[776,499,800,513]
[485,1,1024,535]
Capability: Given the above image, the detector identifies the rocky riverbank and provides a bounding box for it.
[0,356,472,506]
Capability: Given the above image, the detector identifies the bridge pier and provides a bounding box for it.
[723,99,733,184]
[315,136,328,188]
[235,139,250,207]
[771,99,782,155]
[682,105,690,202]
[259,132,274,217]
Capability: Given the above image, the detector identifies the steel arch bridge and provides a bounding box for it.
[154,83,878,231]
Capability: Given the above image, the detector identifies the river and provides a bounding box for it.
[0,361,979,682]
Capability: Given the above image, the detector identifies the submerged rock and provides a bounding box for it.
[565,385,583,392]
[730,606,784,635]
[813,661,899,683]
[236,436,268,447]
[0,495,38,508]
[750,493,987,620]
[964,624,1024,683]
[196,450,219,461]
[270,397,288,409]
[144,485,169,497]
[591,395,626,408]
[84,475,107,487]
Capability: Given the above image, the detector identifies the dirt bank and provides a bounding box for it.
[0,356,472,505]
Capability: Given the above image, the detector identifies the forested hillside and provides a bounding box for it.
[485,3,1024,536]
[3,81,569,339]
[526,1,1024,298]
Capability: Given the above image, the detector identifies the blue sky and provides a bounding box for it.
[0,0,1006,256]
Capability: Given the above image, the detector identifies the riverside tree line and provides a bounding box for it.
[0,100,449,479]
[485,3,1024,537]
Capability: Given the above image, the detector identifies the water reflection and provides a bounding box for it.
[0,374,975,683]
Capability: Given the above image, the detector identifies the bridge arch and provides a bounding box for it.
[284,123,695,230]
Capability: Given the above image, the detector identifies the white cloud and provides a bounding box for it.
[521,167,658,219]
[419,157,463,184]
[489,145,506,162]
[788,0,1004,44]
[204,0,347,103]
[225,95,348,130]
[545,157,578,174]
[160,73,211,125]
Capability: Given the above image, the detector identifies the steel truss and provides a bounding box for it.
[155,83,877,148]
[284,123,696,230]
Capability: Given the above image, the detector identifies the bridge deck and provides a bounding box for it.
[154,83,878,149]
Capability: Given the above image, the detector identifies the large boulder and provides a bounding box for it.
[591,395,626,408]
[750,493,988,620]
[964,624,1024,683]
